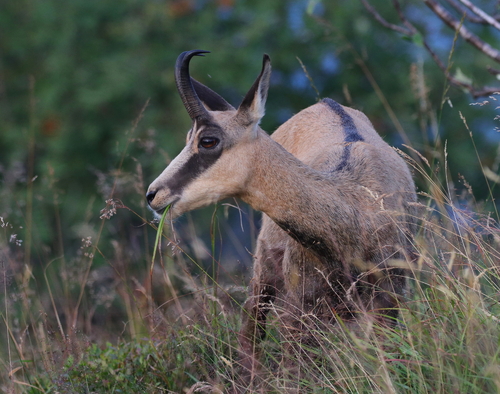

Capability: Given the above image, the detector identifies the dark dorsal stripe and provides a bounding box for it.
[321,98,364,172]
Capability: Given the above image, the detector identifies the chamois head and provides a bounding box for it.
[146,50,271,217]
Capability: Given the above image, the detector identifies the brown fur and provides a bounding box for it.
[235,102,415,385]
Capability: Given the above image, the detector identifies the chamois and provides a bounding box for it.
[147,50,416,381]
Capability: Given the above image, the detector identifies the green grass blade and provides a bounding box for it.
[150,205,170,275]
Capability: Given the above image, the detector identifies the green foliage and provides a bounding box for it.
[15,308,242,393]
[1,0,500,393]
[54,339,197,393]
[1,0,499,265]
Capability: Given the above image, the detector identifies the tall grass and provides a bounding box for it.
[1,81,500,394]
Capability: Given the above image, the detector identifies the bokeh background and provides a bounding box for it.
[1,0,499,389]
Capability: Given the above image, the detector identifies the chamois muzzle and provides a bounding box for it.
[175,49,211,122]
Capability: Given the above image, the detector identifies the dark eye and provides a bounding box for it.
[199,137,220,149]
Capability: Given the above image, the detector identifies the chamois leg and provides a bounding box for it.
[361,266,407,324]
[237,283,275,383]
[236,222,285,391]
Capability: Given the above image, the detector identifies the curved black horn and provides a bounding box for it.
[175,50,211,122]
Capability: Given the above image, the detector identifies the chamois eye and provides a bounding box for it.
[199,137,219,149]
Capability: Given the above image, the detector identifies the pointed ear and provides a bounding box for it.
[237,54,271,124]
[191,78,235,111]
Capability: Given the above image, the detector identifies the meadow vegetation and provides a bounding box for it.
[1,1,500,393]
[2,118,499,393]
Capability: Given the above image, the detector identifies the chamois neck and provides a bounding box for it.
[241,131,362,261]
[243,133,326,217]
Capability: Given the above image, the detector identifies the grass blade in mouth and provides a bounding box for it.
[150,205,170,275]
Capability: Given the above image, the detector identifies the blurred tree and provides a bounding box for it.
[363,0,500,98]
[0,0,498,264]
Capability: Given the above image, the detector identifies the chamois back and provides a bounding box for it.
[272,98,415,214]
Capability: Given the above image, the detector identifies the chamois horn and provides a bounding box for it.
[175,50,211,122]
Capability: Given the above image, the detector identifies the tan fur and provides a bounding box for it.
[147,53,416,390]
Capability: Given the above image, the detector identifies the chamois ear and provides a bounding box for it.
[237,54,271,125]
[191,78,235,111]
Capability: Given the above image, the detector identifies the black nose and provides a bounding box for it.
[146,190,157,205]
